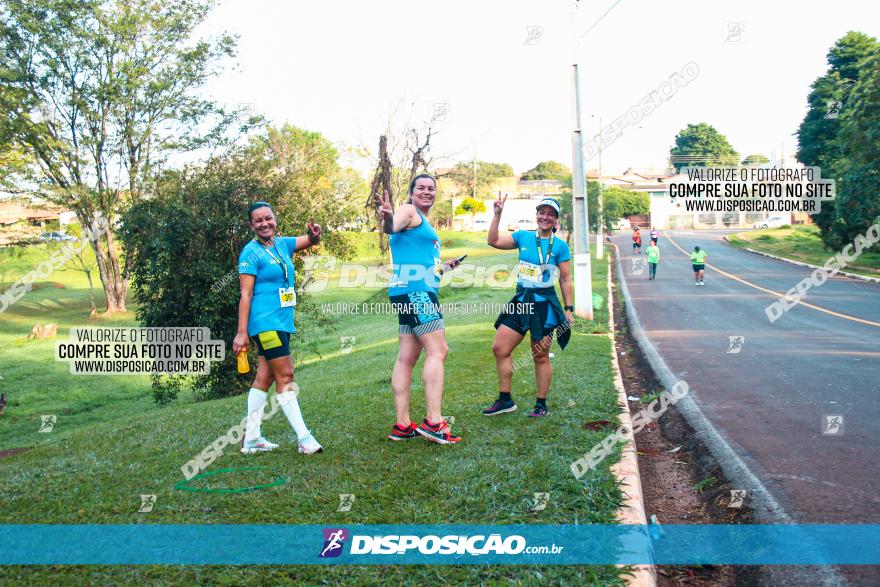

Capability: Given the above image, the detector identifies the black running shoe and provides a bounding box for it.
[481,398,517,416]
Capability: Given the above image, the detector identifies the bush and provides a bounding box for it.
[122,159,264,402]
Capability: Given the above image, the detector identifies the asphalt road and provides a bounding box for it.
[614,230,880,527]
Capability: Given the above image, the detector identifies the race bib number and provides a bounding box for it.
[434,258,443,278]
[518,261,544,284]
[279,287,296,307]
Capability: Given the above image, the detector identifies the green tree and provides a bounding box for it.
[741,154,770,166]
[521,160,572,182]
[558,181,649,239]
[558,189,573,240]
[244,125,354,257]
[585,181,609,231]
[333,167,370,228]
[608,187,650,218]
[669,123,739,172]
[830,50,880,247]
[0,146,31,191]
[796,31,879,246]
[0,0,245,312]
[448,160,514,196]
[454,197,487,224]
[579,181,649,225]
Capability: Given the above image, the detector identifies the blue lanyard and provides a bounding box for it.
[254,238,290,286]
[535,231,554,265]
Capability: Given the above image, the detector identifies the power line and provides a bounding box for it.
[580,0,625,41]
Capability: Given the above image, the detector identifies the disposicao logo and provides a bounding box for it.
[319,530,531,558]
[349,533,526,555]
[319,528,348,558]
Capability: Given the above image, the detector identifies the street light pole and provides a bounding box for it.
[569,2,593,320]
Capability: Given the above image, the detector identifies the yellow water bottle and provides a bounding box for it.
[237,350,250,374]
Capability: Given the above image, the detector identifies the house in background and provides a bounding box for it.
[0,201,74,228]
[0,200,77,246]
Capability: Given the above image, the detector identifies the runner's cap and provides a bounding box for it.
[536,198,560,215]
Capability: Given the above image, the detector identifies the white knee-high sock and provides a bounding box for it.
[278,391,311,440]
[244,387,268,441]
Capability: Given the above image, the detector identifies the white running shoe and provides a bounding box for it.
[241,436,279,455]
[298,433,323,454]
[700,281,705,286]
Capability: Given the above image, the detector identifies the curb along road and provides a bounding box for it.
[721,235,880,284]
[605,259,656,587]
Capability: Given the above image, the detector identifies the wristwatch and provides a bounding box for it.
[564,305,574,311]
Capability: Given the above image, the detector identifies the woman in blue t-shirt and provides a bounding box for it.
[482,196,574,418]
[377,174,463,445]
[232,201,324,455]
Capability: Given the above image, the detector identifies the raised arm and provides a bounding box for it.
[378,191,418,234]
[292,221,322,252]
[487,194,516,249]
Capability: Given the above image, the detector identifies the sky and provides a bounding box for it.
[197,0,880,177]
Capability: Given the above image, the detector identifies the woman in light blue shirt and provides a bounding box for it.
[232,201,324,455]
[483,197,574,418]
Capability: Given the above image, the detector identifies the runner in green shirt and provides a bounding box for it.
[646,239,660,280]
[690,246,708,286]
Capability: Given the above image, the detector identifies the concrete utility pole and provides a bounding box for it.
[569,2,593,320]
[595,115,604,259]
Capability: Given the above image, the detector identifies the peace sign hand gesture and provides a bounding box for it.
[494,194,507,216]
[377,190,393,221]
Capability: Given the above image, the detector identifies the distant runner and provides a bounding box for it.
[690,245,708,286]
[632,226,642,254]
[646,238,660,280]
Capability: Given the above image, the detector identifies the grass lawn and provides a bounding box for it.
[0,233,627,585]
[0,243,160,452]
[728,225,880,277]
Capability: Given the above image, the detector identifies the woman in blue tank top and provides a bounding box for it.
[377,174,463,445]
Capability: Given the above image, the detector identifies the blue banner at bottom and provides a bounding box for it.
[1,524,878,565]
